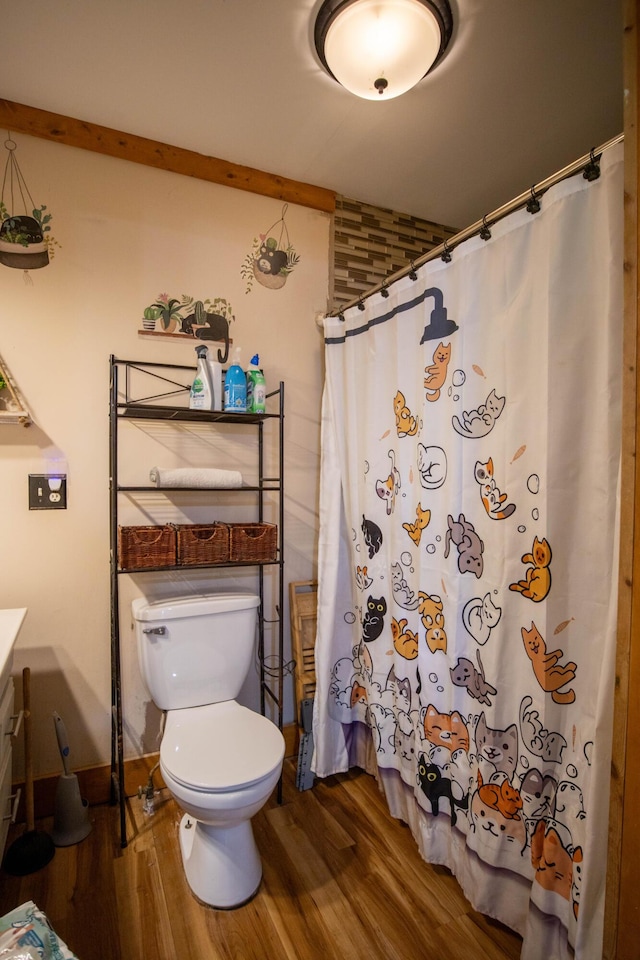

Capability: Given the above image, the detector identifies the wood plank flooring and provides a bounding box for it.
[0,761,522,960]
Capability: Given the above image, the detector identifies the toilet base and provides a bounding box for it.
[178,813,262,909]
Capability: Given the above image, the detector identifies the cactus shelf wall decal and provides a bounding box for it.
[139,294,234,363]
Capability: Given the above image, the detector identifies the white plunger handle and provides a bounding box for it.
[53,711,70,776]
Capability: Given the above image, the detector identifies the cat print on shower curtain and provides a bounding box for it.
[318,149,624,960]
[327,359,585,931]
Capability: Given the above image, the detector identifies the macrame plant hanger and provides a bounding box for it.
[0,133,51,283]
[255,203,297,289]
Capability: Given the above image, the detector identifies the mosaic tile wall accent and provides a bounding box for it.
[332,196,458,310]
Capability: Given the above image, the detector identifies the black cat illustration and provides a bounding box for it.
[417,754,469,826]
[257,243,288,276]
[362,515,383,559]
[362,595,387,643]
[181,300,230,362]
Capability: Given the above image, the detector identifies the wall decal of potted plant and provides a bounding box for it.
[140,293,235,352]
[0,201,54,271]
[152,294,184,333]
[0,138,58,273]
[141,305,162,331]
[240,203,300,293]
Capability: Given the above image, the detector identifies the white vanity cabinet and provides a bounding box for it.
[0,608,27,858]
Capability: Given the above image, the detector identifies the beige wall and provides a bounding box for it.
[0,135,331,778]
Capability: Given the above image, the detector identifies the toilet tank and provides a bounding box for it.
[132,593,260,711]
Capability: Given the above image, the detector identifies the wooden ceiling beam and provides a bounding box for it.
[0,98,336,214]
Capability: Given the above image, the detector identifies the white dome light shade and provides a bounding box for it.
[317,0,450,101]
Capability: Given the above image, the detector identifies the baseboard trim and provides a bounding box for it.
[13,723,299,822]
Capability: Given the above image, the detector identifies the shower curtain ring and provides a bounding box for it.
[408,261,418,281]
[441,240,452,263]
[526,186,541,215]
[380,282,389,298]
[338,311,345,323]
[479,216,491,241]
[357,298,366,311]
[583,147,601,182]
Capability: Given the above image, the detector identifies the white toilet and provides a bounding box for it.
[132,592,285,908]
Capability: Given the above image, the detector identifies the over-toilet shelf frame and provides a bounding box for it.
[109,356,285,848]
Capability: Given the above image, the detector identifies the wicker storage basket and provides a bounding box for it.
[176,523,229,565]
[118,525,176,570]
[229,522,277,562]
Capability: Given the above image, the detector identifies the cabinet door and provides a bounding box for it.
[0,748,12,854]
[0,678,14,769]
[0,678,15,855]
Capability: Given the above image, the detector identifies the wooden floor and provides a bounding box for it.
[0,761,522,960]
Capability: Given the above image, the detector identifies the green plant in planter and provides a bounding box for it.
[31,205,52,235]
[151,295,184,332]
[0,202,51,244]
[142,305,162,329]
[241,234,300,293]
[0,201,60,262]
[204,297,234,322]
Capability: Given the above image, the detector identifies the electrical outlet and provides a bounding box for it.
[28,474,67,510]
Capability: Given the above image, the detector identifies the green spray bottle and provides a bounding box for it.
[246,354,266,413]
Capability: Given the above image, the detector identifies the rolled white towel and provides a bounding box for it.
[149,466,243,488]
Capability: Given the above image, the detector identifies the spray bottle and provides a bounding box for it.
[207,355,223,411]
[246,354,266,413]
[224,347,247,412]
[189,345,214,410]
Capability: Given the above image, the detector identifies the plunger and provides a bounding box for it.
[3,667,55,875]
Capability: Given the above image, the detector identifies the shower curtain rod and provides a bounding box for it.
[332,133,624,318]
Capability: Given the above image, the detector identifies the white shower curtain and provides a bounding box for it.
[314,142,623,959]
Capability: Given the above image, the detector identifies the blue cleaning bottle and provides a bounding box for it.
[224,347,247,412]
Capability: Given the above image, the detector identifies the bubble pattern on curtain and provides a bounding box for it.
[314,143,623,960]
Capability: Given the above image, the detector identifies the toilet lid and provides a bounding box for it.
[160,700,285,792]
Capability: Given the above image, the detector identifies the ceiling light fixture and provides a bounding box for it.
[314,0,453,101]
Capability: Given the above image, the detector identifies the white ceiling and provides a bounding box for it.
[0,0,622,229]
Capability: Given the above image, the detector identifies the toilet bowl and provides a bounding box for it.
[132,592,285,908]
[161,701,285,907]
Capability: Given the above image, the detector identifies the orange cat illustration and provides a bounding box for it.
[394,390,420,437]
[476,771,523,820]
[531,820,581,902]
[391,616,419,660]
[417,592,447,654]
[350,681,367,707]
[402,503,431,546]
[423,704,469,753]
[521,621,576,704]
[509,536,552,601]
[424,342,451,402]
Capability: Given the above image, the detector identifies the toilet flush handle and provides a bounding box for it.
[143,626,167,636]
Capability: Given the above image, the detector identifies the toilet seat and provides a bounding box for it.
[161,700,285,793]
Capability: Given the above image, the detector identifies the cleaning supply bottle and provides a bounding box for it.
[206,354,223,411]
[224,347,247,412]
[189,345,214,410]
[246,354,266,413]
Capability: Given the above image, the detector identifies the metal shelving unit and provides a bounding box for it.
[109,356,285,847]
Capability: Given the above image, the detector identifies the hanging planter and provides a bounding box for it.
[241,203,300,293]
[0,136,57,275]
